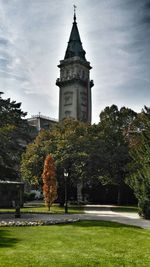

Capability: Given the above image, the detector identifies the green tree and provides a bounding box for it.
[127,106,150,219]
[42,154,57,211]
[21,108,138,205]
[21,129,52,185]
[0,92,33,180]
[98,105,137,204]
[21,119,92,202]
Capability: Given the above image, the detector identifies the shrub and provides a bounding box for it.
[24,192,36,202]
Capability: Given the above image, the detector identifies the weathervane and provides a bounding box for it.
[73,4,77,21]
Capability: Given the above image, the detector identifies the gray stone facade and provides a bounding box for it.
[27,114,57,132]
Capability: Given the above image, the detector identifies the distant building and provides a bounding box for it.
[56,10,94,123]
[27,114,58,132]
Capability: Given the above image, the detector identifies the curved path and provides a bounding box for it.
[83,205,150,229]
[0,205,150,229]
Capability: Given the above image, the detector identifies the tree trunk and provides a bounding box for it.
[117,183,122,205]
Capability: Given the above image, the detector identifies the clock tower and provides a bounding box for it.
[56,10,94,123]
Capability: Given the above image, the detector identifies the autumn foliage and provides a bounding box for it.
[42,154,57,210]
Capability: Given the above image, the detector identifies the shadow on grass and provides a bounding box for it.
[0,229,20,248]
[69,220,141,229]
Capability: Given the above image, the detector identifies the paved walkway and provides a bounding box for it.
[0,205,150,229]
[83,205,150,229]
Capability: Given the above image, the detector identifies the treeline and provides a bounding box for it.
[21,105,150,219]
[0,92,150,218]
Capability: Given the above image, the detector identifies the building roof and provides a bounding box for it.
[27,114,58,132]
[0,180,24,185]
[64,14,86,61]
[27,114,58,122]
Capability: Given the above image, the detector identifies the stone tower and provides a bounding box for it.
[56,10,94,123]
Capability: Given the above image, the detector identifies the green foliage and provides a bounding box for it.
[23,192,36,202]
[21,109,137,205]
[0,92,33,180]
[127,106,150,219]
[98,105,137,204]
[21,119,90,185]
[21,119,101,204]
[21,105,150,210]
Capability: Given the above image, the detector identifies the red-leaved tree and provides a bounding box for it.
[42,154,57,211]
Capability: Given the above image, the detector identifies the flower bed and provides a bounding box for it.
[0,218,79,227]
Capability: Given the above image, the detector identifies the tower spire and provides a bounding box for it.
[64,5,86,60]
[73,4,77,22]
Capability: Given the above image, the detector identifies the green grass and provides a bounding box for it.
[111,206,138,213]
[0,203,83,214]
[0,221,150,267]
[0,202,138,214]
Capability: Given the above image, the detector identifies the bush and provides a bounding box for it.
[138,199,150,219]
[24,192,36,202]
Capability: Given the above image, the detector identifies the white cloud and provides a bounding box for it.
[0,0,149,123]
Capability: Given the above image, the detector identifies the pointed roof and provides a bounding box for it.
[64,13,86,60]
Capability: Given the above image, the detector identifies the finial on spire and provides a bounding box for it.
[73,4,77,22]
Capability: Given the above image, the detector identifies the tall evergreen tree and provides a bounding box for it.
[0,92,33,180]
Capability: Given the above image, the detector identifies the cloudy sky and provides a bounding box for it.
[0,0,150,123]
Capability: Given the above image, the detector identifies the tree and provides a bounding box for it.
[127,106,150,219]
[98,105,137,204]
[21,131,49,186]
[0,92,34,180]
[21,119,91,202]
[42,154,57,211]
[21,109,138,205]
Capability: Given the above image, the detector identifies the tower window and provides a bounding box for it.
[64,92,73,105]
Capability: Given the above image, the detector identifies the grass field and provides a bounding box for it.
[0,203,138,214]
[0,221,150,267]
[0,203,83,214]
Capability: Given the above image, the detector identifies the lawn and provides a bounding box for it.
[0,203,139,214]
[0,203,83,214]
[0,221,150,267]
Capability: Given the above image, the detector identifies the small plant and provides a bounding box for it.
[42,154,57,211]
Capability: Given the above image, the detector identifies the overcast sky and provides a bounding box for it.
[0,0,150,123]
